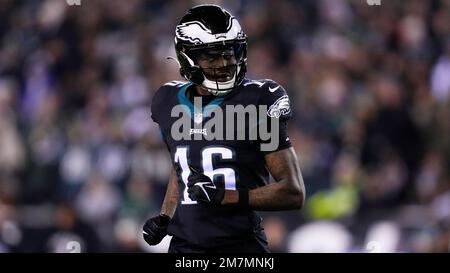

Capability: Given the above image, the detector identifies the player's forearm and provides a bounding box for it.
[252,147,305,210]
[222,180,304,210]
[160,170,179,218]
[248,180,304,210]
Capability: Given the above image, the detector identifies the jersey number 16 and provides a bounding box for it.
[174,146,237,204]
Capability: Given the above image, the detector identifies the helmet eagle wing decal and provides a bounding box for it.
[176,21,216,44]
[176,18,243,44]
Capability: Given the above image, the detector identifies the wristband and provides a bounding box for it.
[238,189,249,207]
[159,214,171,226]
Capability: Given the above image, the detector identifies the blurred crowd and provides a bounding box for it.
[0,0,449,253]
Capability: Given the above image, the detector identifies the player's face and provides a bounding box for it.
[196,47,237,82]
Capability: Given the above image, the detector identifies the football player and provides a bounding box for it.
[143,4,305,253]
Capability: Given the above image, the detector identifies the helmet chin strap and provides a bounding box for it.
[201,65,241,96]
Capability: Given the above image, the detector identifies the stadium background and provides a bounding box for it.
[0,0,449,252]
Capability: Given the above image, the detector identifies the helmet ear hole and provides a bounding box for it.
[189,67,205,85]
[181,66,204,85]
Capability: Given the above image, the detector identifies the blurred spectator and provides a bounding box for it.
[287,221,353,253]
[431,39,450,103]
[46,203,99,253]
[263,216,289,253]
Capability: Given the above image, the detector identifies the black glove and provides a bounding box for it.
[142,214,171,246]
[187,166,225,205]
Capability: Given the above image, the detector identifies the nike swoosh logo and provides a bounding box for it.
[269,86,280,92]
[195,182,215,202]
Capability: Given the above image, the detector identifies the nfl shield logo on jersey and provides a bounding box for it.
[194,112,203,124]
